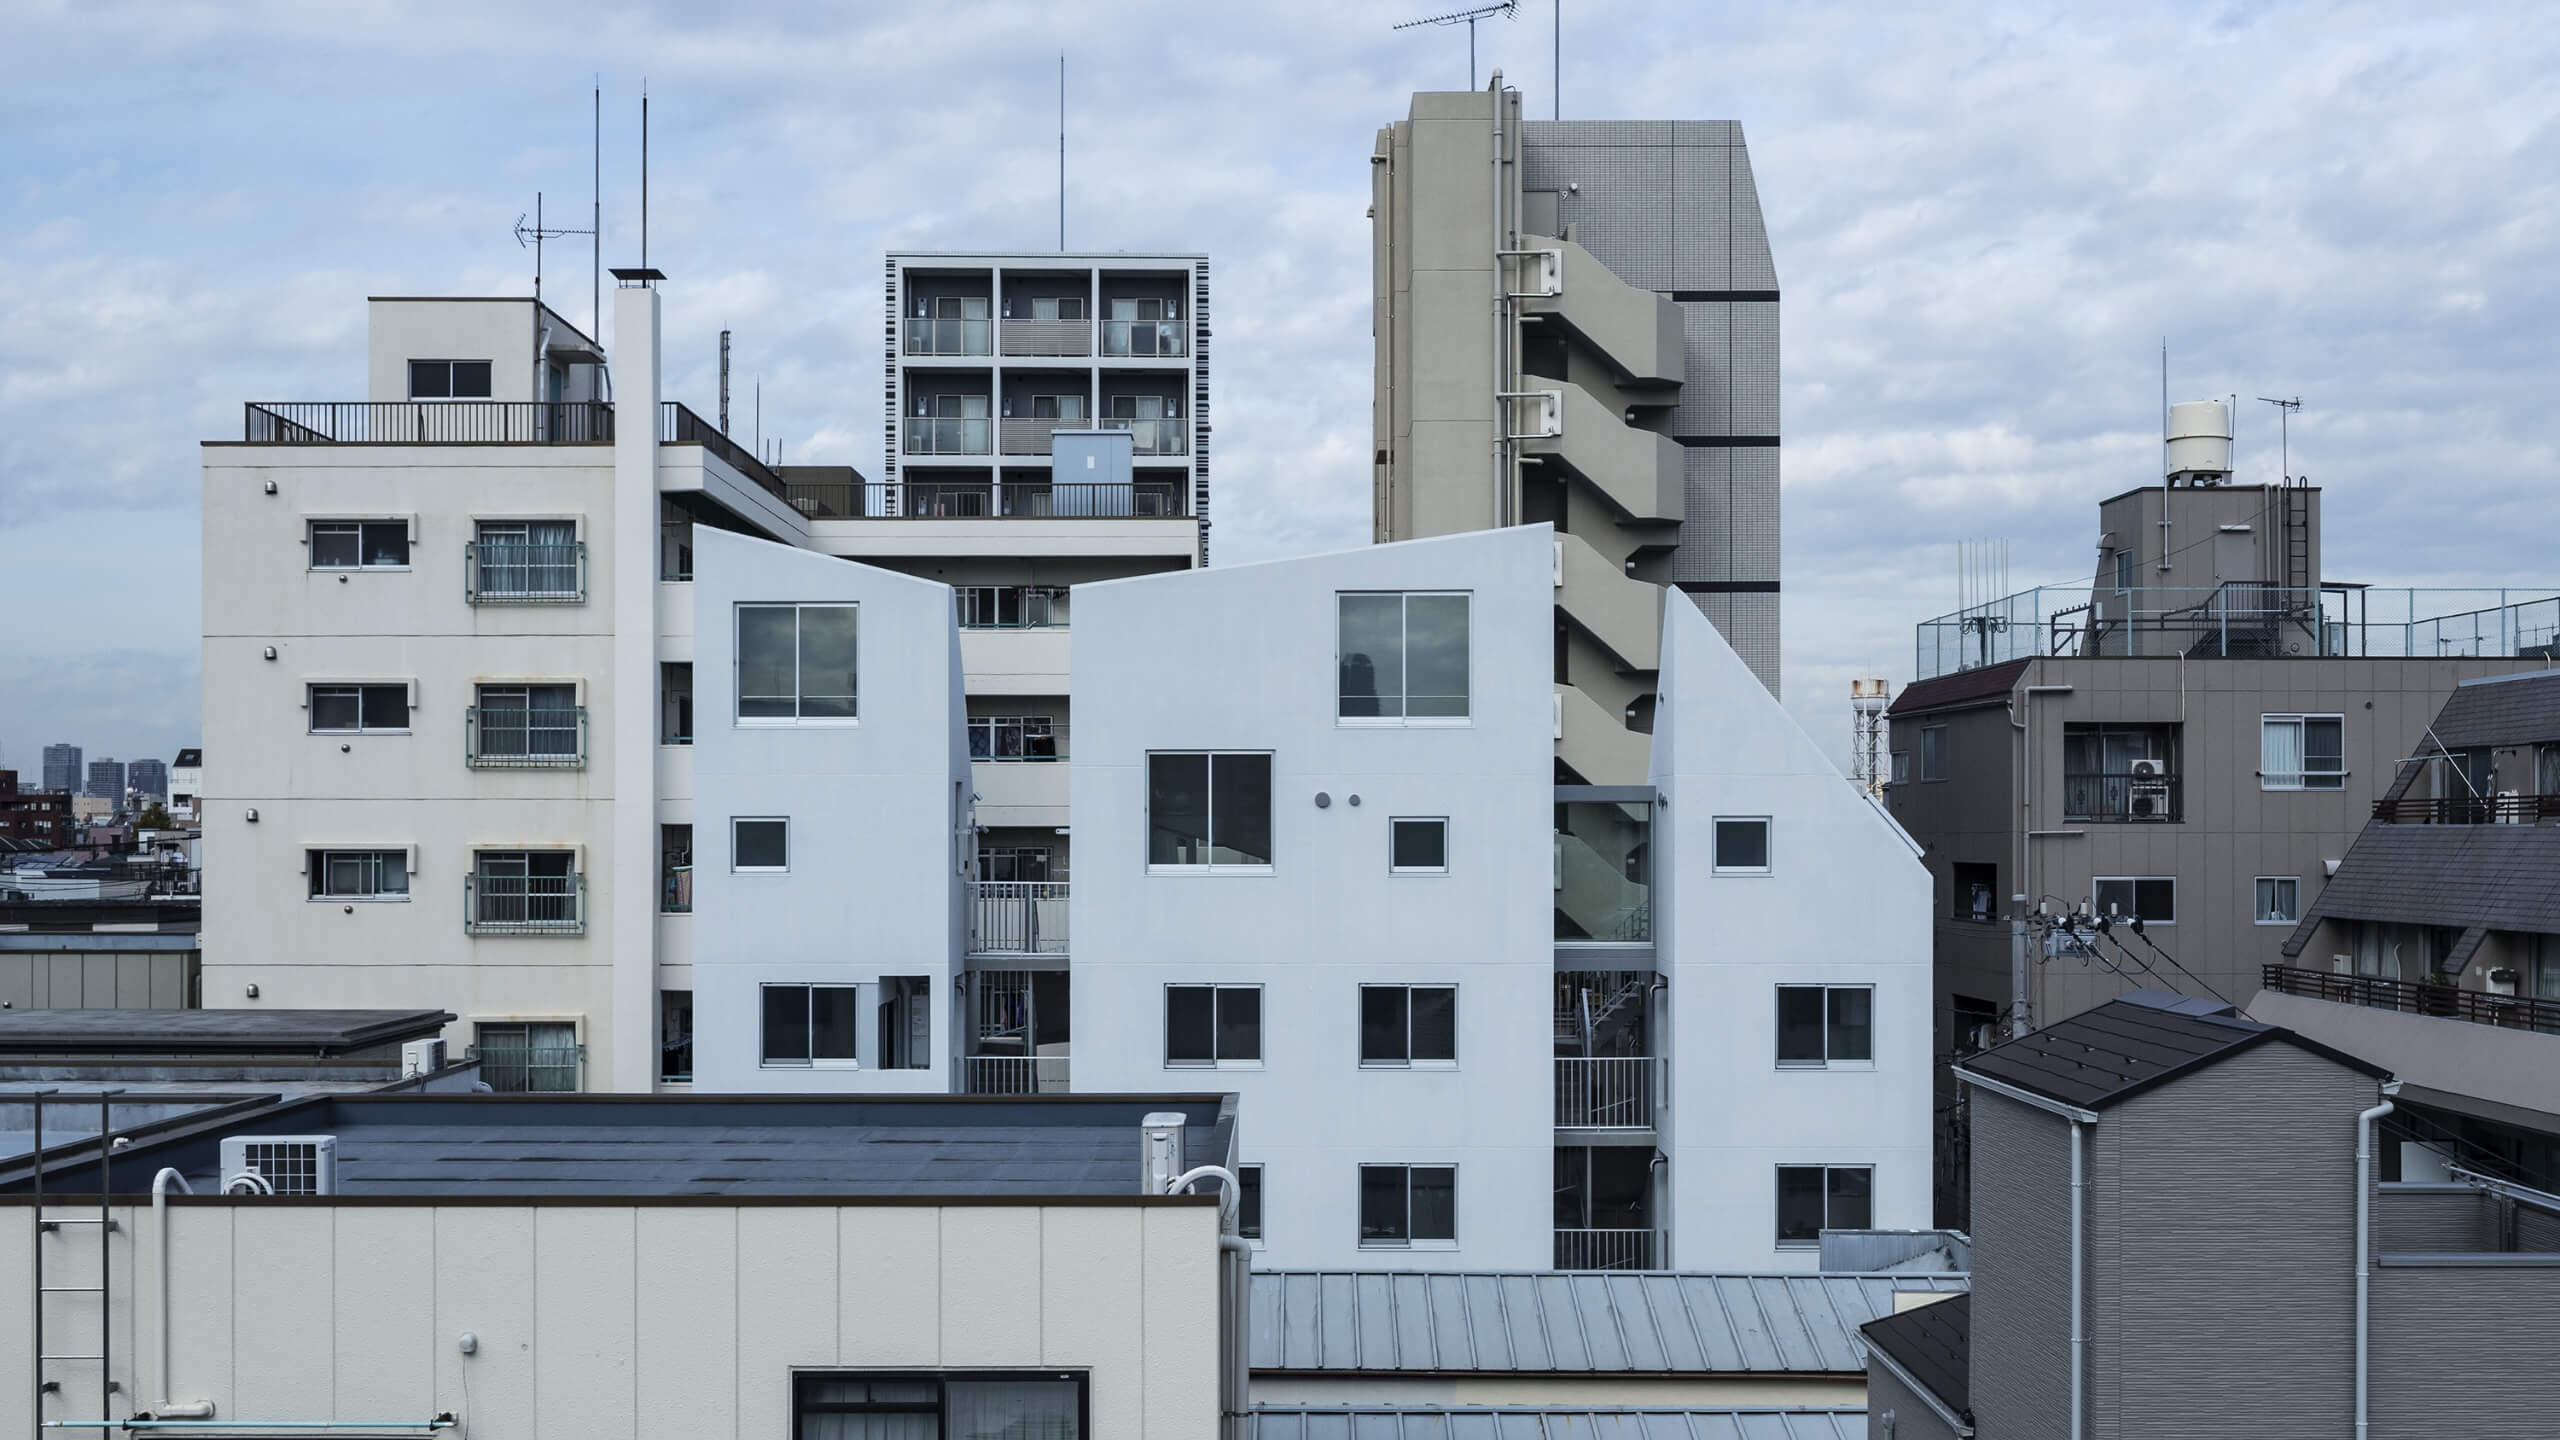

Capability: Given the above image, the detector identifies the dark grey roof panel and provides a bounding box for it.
[1859,1293,1969,1419]
[0,1008,451,1055]
[2284,824,2560,954]
[2430,669,2560,750]
[1243,1409,1868,1440]
[1956,991,2387,1110]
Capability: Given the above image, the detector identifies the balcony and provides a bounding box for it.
[1100,319,1185,358]
[903,416,993,456]
[1554,1228,1663,1271]
[962,1053,1072,1095]
[465,541,586,604]
[465,872,585,936]
[1555,1056,1658,1130]
[464,707,587,769]
[1001,318,1090,357]
[1000,417,1071,456]
[1099,415,1187,456]
[905,317,991,357]
[244,400,615,444]
[972,880,1069,956]
[2063,770,2183,823]
[2262,964,2560,1035]
[2373,793,2560,824]
[658,402,789,500]
[786,479,1190,520]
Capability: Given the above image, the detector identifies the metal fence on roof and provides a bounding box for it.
[1243,1407,1869,1439]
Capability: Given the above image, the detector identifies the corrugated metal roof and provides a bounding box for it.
[1249,1271,1967,1376]
[1245,1408,1868,1439]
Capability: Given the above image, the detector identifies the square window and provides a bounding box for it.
[473,1021,579,1092]
[1713,817,1771,873]
[1166,984,1260,1066]
[1338,591,1470,722]
[2255,876,2300,926]
[737,604,857,723]
[761,983,860,1067]
[1775,985,1873,1067]
[2261,714,2346,791]
[1390,817,1448,873]
[1776,1164,1873,1248]
[1360,1163,1458,1246]
[733,818,788,872]
[2093,877,2176,925]
[1361,984,1457,1066]
[1148,753,1271,869]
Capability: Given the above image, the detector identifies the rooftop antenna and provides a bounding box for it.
[1058,54,1066,250]
[593,84,600,338]
[1553,0,1560,118]
[719,330,731,434]
[514,190,596,318]
[1393,1,1518,89]
[2257,396,2302,483]
[640,81,649,270]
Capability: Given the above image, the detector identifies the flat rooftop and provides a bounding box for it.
[0,1007,447,1055]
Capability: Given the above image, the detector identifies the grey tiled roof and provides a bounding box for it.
[2281,823,2560,959]
[1244,1409,1869,1439]
[1954,990,2385,1111]
[1249,1270,1967,1376]
[2427,669,2560,750]
[1859,1294,1968,1421]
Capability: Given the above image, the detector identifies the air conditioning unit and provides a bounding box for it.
[2128,758,2164,780]
[401,1037,447,1078]
[2128,791,2162,819]
[219,1135,338,1196]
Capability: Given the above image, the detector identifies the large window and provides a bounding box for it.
[407,358,493,399]
[2255,876,2300,926]
[1360,985,1457,1067]
[1776,1164,1872,1248]
[1713,817,1772,874]
[1776,986,1874,1068]
[471,519,580,600]
[2262,714,2345,790]
[470,684,581,765]
[1360,1164,1457,1248]
[1165,984,1261,1067]
[473,1021,579,1093]
[732,818,788,873]
[737,603,858,723]
[763,983,861,1067]
[1918,725,1950,782]
[794,1374,1085,1440]
[1390,817,1449,874]
[468,851,579,934]
[309,684,409,734]
[308,849,408,901]
[970,715,1059,762]
[2062,723,2180,822]
[309,520,409,570]
[2093,876,2176,926]
[1338,592,1470,722]
[1147,752,1272,870]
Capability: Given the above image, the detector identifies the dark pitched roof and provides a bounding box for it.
[1887,658,2030,717]
[0,1008,450,1055]
[1861,1293,1969,1423]
[2428,669,2560,751]
[173,749,202,767]
[1954,990,2387,1111]
[2280,823,2560,961]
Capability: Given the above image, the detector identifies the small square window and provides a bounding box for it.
[1776,985,1874,1068]
[1390,817,1448,873]
[1776,1164,1873,1248]
[1713,817,1771,873]
[733,818,788,872]
[2254,876,2300,926]
[1360,1163,1457,1247]
[1166,984,1261,1067]
[1361,985,1458,1066]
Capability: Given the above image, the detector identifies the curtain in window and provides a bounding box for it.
[2261,719,2303,786]
[944,1381,1080,1440]
[802,1416,934,1440]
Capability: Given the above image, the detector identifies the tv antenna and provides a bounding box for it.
[515,192,596,322]
[1393,1,1517,90]
[2256,396,2302,483]
[510,88,602,338]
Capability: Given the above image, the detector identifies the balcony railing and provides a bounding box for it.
[2062,771,2183,823]
[1555,1056,1658,1129]
[972,880,1069,955]
[1099,415,1188,456]
[905,317,992,356]
[962,1053,1072,1095]
[465,872,585,935]
[785,480,1191,520]
[903,416,993,455]
[2261,964,2560,1035]
[1554,1228,1662,1271]
[1000,417,1073,455]
[2372,793,2560,824]
[465,541,586,604]
[658,402,789,500]
[245,401,614,444]
[1000,318,1091,357]
[465,707,587,769]
[1100,319,1186,357]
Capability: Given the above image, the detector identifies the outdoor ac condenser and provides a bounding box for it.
[219,1135,338,1196]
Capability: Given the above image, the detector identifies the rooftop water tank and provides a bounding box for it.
[2165,400,2233,485]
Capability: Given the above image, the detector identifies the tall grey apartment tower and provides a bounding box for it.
[41,744,80,796]
[1371,86,1779,783]
[84,758,124,801]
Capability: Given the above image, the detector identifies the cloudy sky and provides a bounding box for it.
[4,0,2554,774]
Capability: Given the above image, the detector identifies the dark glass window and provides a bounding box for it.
[737,604,857,722]
[309,684,409,733]
[310,520,409,569]
[1777,1165,1874,1247]
[1777,986,1873,1067]
[1362,985,1457,1065]
[733,818,788,871]
[1149,753,1270,867]
[1390,817,1448,872]
[1237,1165,1263,1241]
[1166,985,1259,1065]
[1338,591,1470,721]
[2093,877,2176,925]
[407,359,492,399]
[1361,1164,1457,1245]
[1713,818,1771,871]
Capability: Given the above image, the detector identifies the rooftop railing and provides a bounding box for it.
[1917,584,2560,680]
[657,402,788,500]
[245,401,614,444]
[2261,964,2560,1035]
[785,479,1190,521]
[2372,793,2560,825]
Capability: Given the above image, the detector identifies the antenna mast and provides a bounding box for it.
[1392,1,1519,89]
[1059,54,1067,250]
[640,82,650,270]
[515,190,595,316]
[2257,396,2302,483]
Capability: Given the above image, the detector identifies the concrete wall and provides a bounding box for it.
[687,528,969,1093]
[0,1197,1220,1438]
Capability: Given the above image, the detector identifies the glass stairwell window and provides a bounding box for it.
[1554,798,1651,943]
[468,519,582,602]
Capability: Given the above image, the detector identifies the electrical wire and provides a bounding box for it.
[2122,928,2232,1006]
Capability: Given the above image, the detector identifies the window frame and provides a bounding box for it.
[1918,725,1950,783]
[1389,816,1450,875]
[307,682,411,735]
[759,981,862,1069]
[1774,984,1876,1070]
[307,519,411,572]
[1358,1163,1459,1249]
[406,358,495,400]
[1775,1163,1875,1250]
[1359,984,1459,1069]
[791,1371,1089,1438]
[471,1020,581,1093]
[1889,750,1910,787]
[969,714,1061,762]
[2254,875,2301,927]
[1163,983,1263,1069]
[1236,1164,1264,1244]
[2259,713,2346,791]
[1712,816,1774,875]
[307,848,410,902]
[731,817,789,874]
[734,602,859,727]
[658,989,694,1084]
[1146,751,1274,874]
[2091,876,2178,926]
[1336,590,1473,726]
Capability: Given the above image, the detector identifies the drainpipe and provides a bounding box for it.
[2069,1118,2086,1440]
[1168,1165,1252,1440]
[2356,1084,2398,1440]
[1488,74,1511,528]
[152,1168,216,1420]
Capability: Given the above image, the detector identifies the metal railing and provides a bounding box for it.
[1000,318,1091,357]
[245,401,614,444]
[658,402,788,499]
[2062,770,2183,823]
[1554,1228,1662,1271]
[961,1053,1072,1095]
[465,541,586,603]
[465,872,585,935]
[905,317,992,356]
[785,479,1190,520]
[465,706,587,768]
[972,880,1070,955]
[1099,415,1188,455]
[903,416,993,455]
[1100,319,1186,357]
[1555,1056,1658,1129]
[2373,793,2560,825]
[1000,417,1073,455]
[2261,964,2560,1035]
[1917,584,2560,680]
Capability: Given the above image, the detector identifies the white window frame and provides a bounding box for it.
[1389,817,1450,875]
[1712,816,1774,875]
[306,519,412,572]
[1358,1163,1459,1250]
[307,848,411,902]
[1146,751,1275,875]
[2260,713,2346,791]
[759,982,862,1069]
[1164,983,1263,1069]
[2092,876,2177,926]
[1774,984,1876,1070]
[732,817,790,874]
[1336,591,1472,727]
[1359,984,1459,1069]
[307,683,412,735]
[735,603,859,727]
[1775,1163,1875,1250]
[2254,875,2301,927]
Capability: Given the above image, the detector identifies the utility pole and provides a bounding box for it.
[2010,909,2033,1039]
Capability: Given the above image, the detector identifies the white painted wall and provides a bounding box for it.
[687,527,970,1092]
[0,1198,1219,1438]
[1071,527,1558,1270]
[1650,594,1935,1270]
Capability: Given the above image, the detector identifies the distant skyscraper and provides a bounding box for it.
[85,757,124,801]
[129,758,169,800]
[42,744,80,794]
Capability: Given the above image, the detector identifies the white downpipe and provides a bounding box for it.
[2070,1118,2086,1440]
[1166,1165,1251,1440]
[2356,1092,2396,1440]
[151,1168,215,1420]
